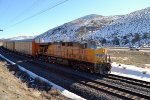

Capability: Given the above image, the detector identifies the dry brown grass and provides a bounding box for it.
[0,61,69,100]
[108,49,150,68]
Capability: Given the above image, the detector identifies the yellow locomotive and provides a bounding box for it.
[38,41,111,75]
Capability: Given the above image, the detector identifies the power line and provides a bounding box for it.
[4,0,69,30]
[2,0,41,28]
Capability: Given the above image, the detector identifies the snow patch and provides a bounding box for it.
[111,62,150,82]
[145,64,150,66]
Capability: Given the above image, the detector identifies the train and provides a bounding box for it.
[2,39,112,75]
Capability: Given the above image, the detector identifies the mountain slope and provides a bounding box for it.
[2,36,36,41]
[35,7,150,47]
[35,14,120,43]
[91,7,150,46]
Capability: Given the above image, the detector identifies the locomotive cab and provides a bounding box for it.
[85,41,111,74]
[94,48,111,75]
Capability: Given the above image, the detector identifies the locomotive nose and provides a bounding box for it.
[94,48,112,75]
[95,48,110,63]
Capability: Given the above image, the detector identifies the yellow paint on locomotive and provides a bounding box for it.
[94,48,107,63]
[46,42,108,65]
[84,48,107,63]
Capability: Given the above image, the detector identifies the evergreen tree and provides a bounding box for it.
[142,32,149,39]
[112,37,120,45]
[101,38,107,44]
[132,33,141,43]
[134,33,140,41]
[124,39,129,44]
[123,36,127,39]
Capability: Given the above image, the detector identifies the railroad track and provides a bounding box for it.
[27,59,150,100]
[107,74,150,88]
[20,58,149,99]
[1,48,150,100]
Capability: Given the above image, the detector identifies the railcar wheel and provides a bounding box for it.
[90,69,94,73]
[73,64,77,70]
[107,70,111,74]
[99,69,103,75]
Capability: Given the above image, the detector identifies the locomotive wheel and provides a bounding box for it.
[90,69,94,73]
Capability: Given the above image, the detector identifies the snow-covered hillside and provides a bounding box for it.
[90,7,150,46]
[2,36,36,41]
[35,14,120,43]
[35,7,150,47]
[9,36,35,40]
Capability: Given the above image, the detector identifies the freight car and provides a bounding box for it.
[2,41,7,48]
[37,41,111,75]
[0,41,3,46]
[2,41,15,51]
[2,39,39,56]
[14,39,39,56]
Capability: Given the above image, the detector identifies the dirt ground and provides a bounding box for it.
[0,61,68,100]
[108,49,150,68]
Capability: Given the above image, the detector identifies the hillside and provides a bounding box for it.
[0,60,67,100]
[36,7,150,47]
[35,14,121,43]
[0,36,36,44]
[91,7,150,46]
[9,36,35,40]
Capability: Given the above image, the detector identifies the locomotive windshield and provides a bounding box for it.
[87,41,101,49]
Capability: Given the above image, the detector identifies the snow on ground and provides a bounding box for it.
[111,62,150,82]
[0,54,85,100]
[145,64,150,67]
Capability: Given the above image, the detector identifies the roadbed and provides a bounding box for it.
[0,59,68,100]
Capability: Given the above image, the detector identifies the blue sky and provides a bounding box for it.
[0,0,150,38]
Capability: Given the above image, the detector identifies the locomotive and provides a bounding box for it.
[2,39,111,75]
